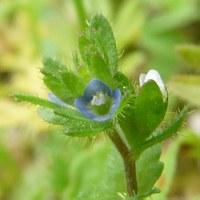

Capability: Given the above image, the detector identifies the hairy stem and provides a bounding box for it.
[108,130,137,196]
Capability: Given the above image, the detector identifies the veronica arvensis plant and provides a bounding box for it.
[14,15,188,199]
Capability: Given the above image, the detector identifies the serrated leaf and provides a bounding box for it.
[72,51,81,71]
[14,94,58,109]
[114,72,135,116]
[43,76,74,105]
[90,15,118,75]
[53,108,113,136]
[79,35,114,87]
[89,53,114,87]
[136,145,163,198]
[54,107,88,120]
[63,119,112,137]
[42,58,74,105]
[14,93,88,121]
[176,45,200,69]
[79,35,91,65]
[42,58,68,77]
[37,107,110,137]
[61,71,87,97]
[38,107,67,125]
[38,106,112,137]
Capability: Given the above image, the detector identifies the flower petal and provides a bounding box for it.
[139,73,146,86]
[110,89,121,114]
[74,96,96,119]
[48,93,66,107]
[84,79,113,98]
[140,69,167,101]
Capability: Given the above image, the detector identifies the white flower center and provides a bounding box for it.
[91,93,107,106]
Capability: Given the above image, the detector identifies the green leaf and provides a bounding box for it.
[79,35,114,87]
[43,76,74,105]
[37,107,111,137]
[120,81,167,148]
[14,93,58,109]
[176,45,200,70]
[134,106,188,156]
[54,107,88,121]
[54,108,113,137]
[133,81,167,139]
[89,53,114,88]
[42,58,68,77]
[114,72,135,116]
[61,71,87,97]
[136,145,164,199]
[90,15,118,75]
[79,35,92,65]
[42,58,74,105]
[38,107,67,125]
[14,93,89,121]
[64,120,112,137]
[153,137,184,200]
[38,106,112,137]
[62,119,112,137]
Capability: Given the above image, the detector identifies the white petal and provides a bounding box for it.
[139,73,146,86]
[140,69,168,101]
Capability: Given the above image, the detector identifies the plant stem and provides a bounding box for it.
[108,130,137,196]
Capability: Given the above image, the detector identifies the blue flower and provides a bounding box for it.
[75,79,121,121]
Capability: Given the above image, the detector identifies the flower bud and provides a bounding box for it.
[139,69,167,101]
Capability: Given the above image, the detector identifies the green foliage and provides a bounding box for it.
[12,10,191,199]
[79,15,118,81]
[113,72,135,115]
[61,71,87,97]
[42,58,75,105]
[42,58,68,77]
[38,108,113,137]
[89,15,118,76]
[14,94,58,109]
[38,107,70,125]
[132,81,167,141]
[88,53,114,87]
[153,137,184,200]
[135,145,163,200]
[14,15,121,138]
[134,106,188,156]
[120,81,167,148]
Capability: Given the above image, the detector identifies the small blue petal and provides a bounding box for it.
[74,96,96,119]
[110,89,121,114]
[48,93,66,107]
[84,79,113,98]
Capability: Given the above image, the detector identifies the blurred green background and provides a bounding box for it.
[0,0,200,199]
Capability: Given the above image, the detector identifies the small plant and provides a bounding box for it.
[14,15,188,199]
